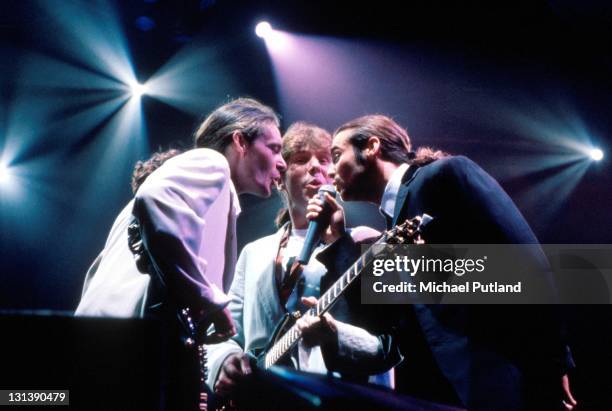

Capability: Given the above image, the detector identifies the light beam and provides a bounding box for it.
[0,162,11,186]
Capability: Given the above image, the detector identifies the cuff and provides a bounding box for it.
[195,284,230,325]
[335,321,382,361]
[321,320,382,374]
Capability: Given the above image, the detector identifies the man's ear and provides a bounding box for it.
[365,136,381,158]
[231,131,248,156]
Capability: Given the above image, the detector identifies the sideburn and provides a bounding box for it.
[348,145,378,200]
[352,144,368,166]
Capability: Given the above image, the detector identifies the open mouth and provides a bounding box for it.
[305,182,322,190]
[306,177,328,190]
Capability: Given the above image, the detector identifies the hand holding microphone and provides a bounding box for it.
[299,185,346,264]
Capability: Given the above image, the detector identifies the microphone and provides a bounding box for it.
[297,184,337,264]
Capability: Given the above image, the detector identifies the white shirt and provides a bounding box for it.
[282,227,309,273]
[379,163,410,221]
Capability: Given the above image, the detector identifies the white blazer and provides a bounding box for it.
[76,148,240,317]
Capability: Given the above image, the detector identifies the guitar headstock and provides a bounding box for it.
[385,213,433,244]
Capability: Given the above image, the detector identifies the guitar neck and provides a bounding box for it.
[263,236,385,369]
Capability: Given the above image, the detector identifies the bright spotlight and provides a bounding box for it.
[129,81,149,98]
[589,148,604,161]
[0,163,11,186]
[255,21,272,38]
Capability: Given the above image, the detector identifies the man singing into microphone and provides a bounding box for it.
[297,114,576,410]
[207,122,397,401]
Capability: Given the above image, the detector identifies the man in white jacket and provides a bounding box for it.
[77,97,286,335]
[209,122,398,402]
[76,149,181,318]
[75,98,287,410]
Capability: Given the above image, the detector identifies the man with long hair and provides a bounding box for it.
[298,114,576,410]
[76,98,287,410]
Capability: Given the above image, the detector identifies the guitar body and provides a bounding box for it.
[284,258,325,313]
[216,313,300,411]
[250,311,300,370]
[251,258,326,370]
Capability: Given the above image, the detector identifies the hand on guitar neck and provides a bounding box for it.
[295,296,339,348]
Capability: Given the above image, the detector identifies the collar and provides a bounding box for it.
[379,163,410,220]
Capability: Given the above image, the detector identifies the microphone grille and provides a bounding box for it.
[318,184,337,198]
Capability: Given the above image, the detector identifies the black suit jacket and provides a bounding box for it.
[387,156,570,410]
[319,156,572,410]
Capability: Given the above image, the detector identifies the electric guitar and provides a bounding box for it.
[255,214,433,370]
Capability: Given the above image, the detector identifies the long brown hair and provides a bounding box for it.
[194,97,280,153]
[335,114,447,167]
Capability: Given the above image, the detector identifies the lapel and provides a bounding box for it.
[258,225,289,323]
[391,165,421,227]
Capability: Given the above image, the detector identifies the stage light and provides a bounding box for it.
[589,148,604,161]
[130,81,149,98]
[255,21,289,51]
[256,21,272,38]
[0,162,12,186]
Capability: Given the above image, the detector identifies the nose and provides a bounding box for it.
[308,157,325,175]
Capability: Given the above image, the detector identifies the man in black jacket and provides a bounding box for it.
[299,114,576,410]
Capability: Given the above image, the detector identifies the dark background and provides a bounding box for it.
[1,0,610,311]
[1,1,611,407]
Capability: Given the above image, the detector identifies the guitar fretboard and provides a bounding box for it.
[263,237,385,369]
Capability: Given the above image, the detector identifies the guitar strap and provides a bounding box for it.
[274,224,306,309]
